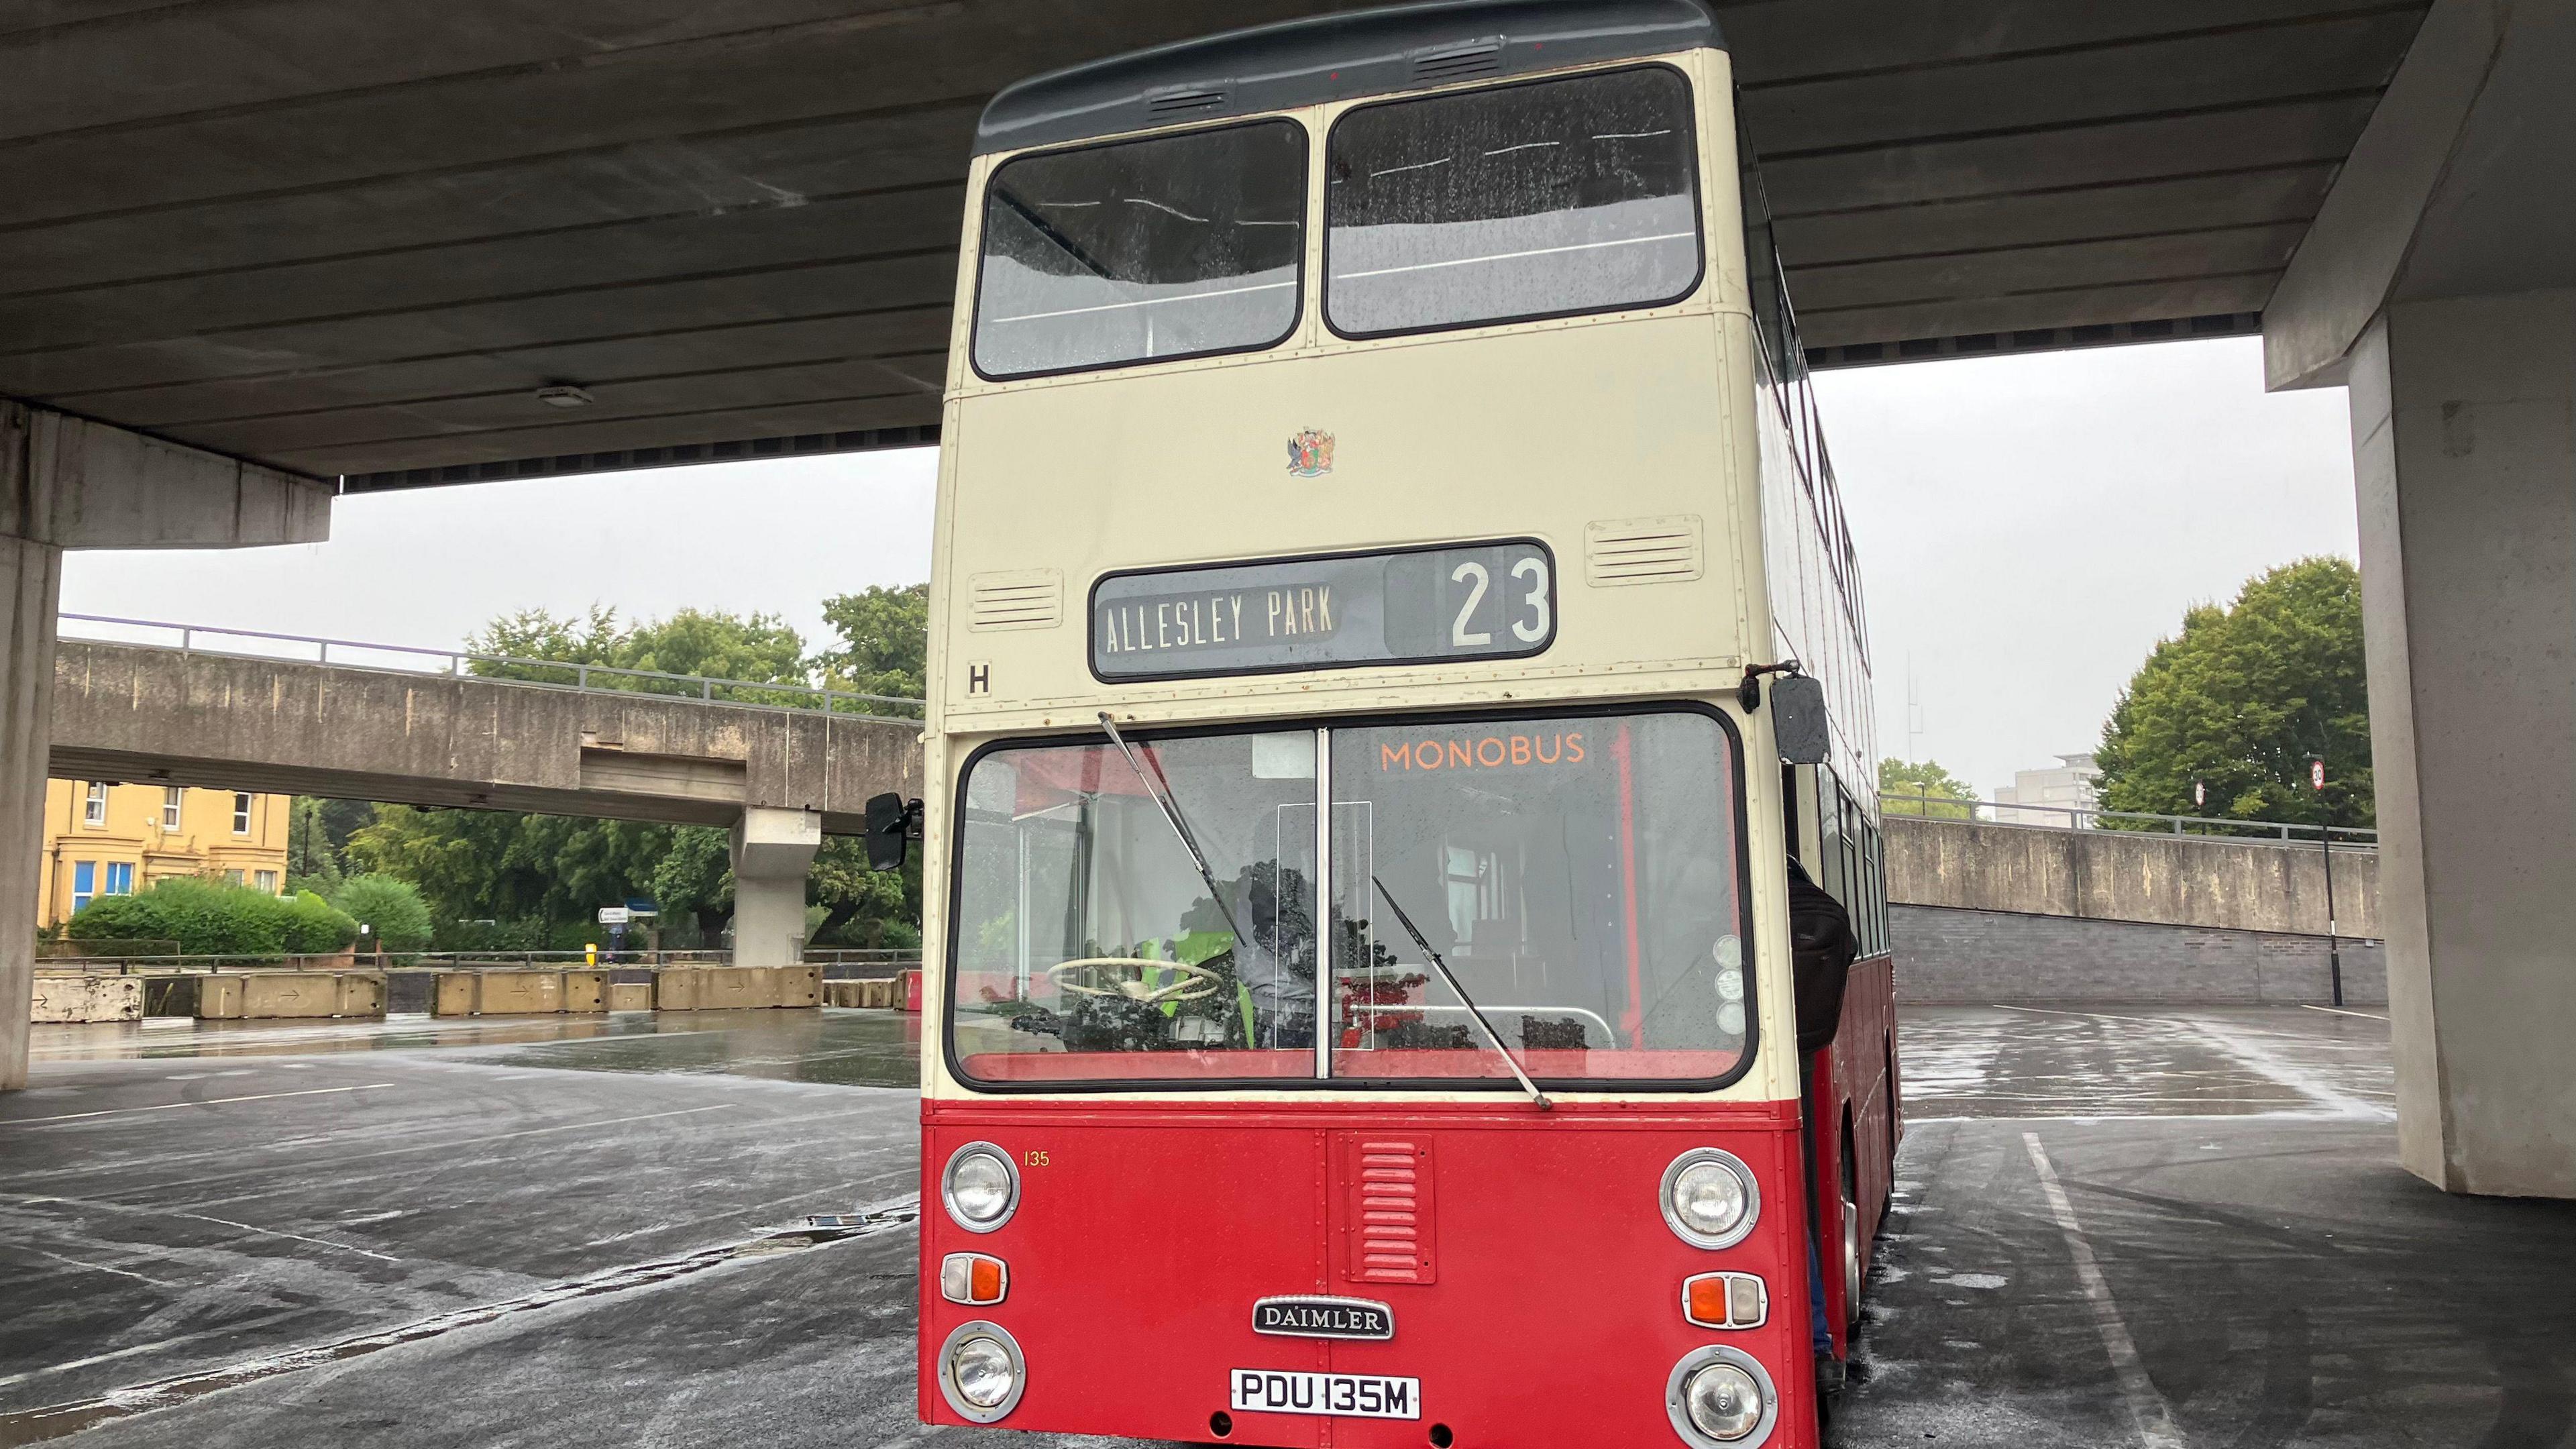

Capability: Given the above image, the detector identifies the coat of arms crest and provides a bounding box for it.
[1286,429,1336,478]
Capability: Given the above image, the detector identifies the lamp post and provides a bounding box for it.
[2312,756,2343,1008]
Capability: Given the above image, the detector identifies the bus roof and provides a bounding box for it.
[972,0,1721,158]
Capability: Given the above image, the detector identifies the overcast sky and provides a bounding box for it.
[62,335,2358,799]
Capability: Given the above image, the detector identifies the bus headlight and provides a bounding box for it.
[1666,1346,1777,1447]
[1660,1148,1760,1248]
[938,1322,1026,1423]
[943,1142,1020,1233]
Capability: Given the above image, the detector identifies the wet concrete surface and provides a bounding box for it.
[3,1004,2569,1448]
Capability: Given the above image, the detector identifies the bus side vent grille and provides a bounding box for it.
[967,570,1062,631]
[1146,88,1226,115]
[1344,1137,1438,1285]
[1412,43,1501,83]
[1585,515,1705,586]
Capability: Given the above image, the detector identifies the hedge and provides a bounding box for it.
[66,877,360,957]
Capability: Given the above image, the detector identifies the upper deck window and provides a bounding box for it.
[973,121,1307,379]
[1325,66,1701,337]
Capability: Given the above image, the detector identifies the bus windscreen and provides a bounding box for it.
[1326,65,1701,337]
[946,708,1749,1088]
[973,120,1307,379]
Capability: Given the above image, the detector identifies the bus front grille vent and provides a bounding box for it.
[1345,1137,1438,1285]
[967,570,1062,631]
[1411,43,1501,83]
[1585,515,1705,586]
[1146,88,1226,115]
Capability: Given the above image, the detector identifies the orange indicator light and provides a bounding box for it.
[941,1252,1010,1305]
[1682,1271,1766,1330]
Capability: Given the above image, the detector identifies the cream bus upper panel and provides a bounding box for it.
[935,50,1754,729]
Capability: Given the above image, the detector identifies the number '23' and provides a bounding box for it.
[1450,555,1551,649]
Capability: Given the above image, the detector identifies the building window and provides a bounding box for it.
[255,869,279,894]
[233,794,253,835]
[71,861,95,913]
[226,869,245,885]
[84,782,108,826]
[104,861,135,896]
[163,787,184,830]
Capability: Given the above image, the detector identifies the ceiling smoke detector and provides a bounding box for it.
[534,384,594,409]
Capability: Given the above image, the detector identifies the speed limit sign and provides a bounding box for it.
[2311,759,2326,791]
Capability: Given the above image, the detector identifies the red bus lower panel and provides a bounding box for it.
[918,1099,1820,1448]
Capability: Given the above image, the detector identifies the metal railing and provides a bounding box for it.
[1878,792,2378,845]
[57,613,926,719]
[41,948,924,976]
[40,949,736,974]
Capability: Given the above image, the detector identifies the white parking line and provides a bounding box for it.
[2022,1132,2188,1448]
[2300,1004,2390,1022]
[0,1083,394,1126]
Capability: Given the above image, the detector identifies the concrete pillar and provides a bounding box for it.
[0,539,62,1090]
[0,401,331,1089]
[729,806,821,968]
[2347,294,2576,1196]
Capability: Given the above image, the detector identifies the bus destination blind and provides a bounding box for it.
[1091,539,1554,681]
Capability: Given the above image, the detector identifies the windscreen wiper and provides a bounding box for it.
[1097,712,1246,945]
[1371,877,1552,1112]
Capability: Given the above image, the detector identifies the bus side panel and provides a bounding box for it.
[1811,953,1898,1350]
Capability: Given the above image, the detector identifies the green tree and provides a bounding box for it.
[2094,557,2371,830]
[814,583,929,710]
[329,874,435,953]
[286,796,352,894]
[1878,758,1976,819]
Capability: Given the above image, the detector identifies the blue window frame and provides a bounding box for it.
[104,862,135,896]
[71,860,95,914]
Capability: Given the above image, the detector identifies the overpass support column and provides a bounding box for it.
[0,538,60,1091]
[0,402,331,1089]
[730,806,820,969]
[2348,297,2576,1197]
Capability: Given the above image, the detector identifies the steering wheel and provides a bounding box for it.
[1048,957,1222,1005]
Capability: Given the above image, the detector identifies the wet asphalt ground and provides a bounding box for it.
[2,1004,2570,1448]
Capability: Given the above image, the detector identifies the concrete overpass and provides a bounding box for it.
[48,636,922,969]
[0,1,2569,1201]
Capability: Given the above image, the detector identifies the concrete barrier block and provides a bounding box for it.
[605,981,653,1012]
[655,967,706,1011]
[780,965,821,1008]
[334,973,387,1016]
[698,967,775,1010]
[432,972,479,1017]
[472,971,566,1016]
[824,977,902,1008]
[564,971,608,1013]
[200,972,386,1019]
[32,974,144,1022]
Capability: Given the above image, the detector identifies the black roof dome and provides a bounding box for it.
[974,0,1721,156]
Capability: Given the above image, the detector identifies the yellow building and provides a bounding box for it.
[37,781,293,927]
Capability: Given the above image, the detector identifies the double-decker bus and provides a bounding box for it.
[895,3,1898,1444]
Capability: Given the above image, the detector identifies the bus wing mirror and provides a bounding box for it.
[863,792,921,872]
[1770,676,1831,765]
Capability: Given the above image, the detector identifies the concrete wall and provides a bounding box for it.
[1886,815,2378,938]
[48,641,921,834]
[1892,905,2387,1006]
